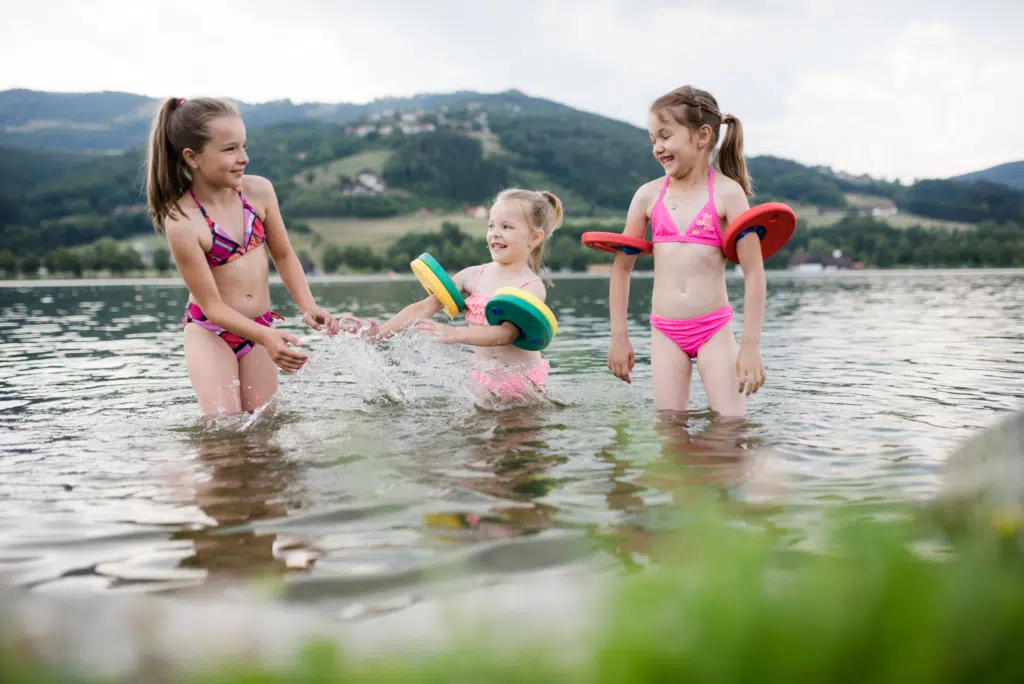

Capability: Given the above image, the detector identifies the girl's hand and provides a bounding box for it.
[262,328,308,374]
[736,342,766,396]
[341,316,383,342]
[302,307,341,336]
[416,319,460,344]
[608,333,635,384]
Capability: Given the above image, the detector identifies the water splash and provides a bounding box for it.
[238,326,555,430]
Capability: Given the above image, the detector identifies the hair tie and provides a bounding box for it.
[723,113,736,124]
[176,97,186,107]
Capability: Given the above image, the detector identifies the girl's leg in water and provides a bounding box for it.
[184,324,243,417]
[651,325,693,412]
[696,322,746,417]
[238,344,279,412]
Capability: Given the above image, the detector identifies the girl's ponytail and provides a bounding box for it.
[146,98,190,231]
[717,114,753,197]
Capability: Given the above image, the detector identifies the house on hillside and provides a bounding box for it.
[342,169,386,196]
[357,169,385,192]
[400,122,436,134]
[788,250,859,272]
[464,205,488,220]
[856,201,897,218]
[867,203,898,218]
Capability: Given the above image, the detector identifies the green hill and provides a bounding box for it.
[0,88,572,152]
[949,161,1024,191]
[1,87,1022,273]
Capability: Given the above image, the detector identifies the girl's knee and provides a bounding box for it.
[199,397,243,419]
[696,353,745,416]
[711,399,746,418]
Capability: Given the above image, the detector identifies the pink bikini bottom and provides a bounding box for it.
[650,304,733,358]
[470,360,550,400]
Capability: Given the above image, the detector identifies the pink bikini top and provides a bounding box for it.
[464,263,541,325]
[189,187,267,267]
[650,168,722,247]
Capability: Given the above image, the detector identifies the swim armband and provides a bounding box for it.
[722,202,796,264]
[484,287,558,351]
[410,253,465,318]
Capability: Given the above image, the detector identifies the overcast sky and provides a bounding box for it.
[3,0,1022,182]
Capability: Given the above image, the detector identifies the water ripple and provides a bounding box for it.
[0,270,1021,610]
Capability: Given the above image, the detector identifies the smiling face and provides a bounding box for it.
[486,198,544,265]
[183,114,249,189]
[648,109,712,178]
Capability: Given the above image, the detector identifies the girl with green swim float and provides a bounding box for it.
[352,188,563,400]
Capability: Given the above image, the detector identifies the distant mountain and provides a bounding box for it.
[2,87,1022,263]
[0,88,573,153]
[949,161,1024,191]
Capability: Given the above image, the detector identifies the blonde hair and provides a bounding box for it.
[145,96,240,230]
[650,85,753,197]
[494,188,563,280]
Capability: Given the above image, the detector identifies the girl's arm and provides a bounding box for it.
[425,321,519,347]
[608,186,649,383]
[369,265,477,340]
[721,181,766,395]
[375,296,444,339]
[249,175,339,334]
[736,240,766,345]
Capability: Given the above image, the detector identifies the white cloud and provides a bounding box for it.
[1,1,1022,181]
[757,22,1024,181]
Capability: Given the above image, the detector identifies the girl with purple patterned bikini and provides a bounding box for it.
[145,97,342,418]
[606,85,767,417]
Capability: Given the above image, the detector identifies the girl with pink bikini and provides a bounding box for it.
[607,85,767,417]
[146,97,342,418]
[353,188,562,401]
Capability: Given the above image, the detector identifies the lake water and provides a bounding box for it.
[0,270,1021,618]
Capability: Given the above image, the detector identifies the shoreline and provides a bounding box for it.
[1,266,1023,289]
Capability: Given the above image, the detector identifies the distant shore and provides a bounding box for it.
[3,267,1023,289]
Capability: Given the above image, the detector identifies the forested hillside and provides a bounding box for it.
[1,88,1021,275]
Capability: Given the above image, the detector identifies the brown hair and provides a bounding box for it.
[494,188,563,282]
[650,85,753,197]
[145,96,240,230]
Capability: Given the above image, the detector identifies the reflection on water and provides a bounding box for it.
[0,270,1021,611]
[175,429,303,579]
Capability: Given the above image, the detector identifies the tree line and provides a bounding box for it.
[0,237,169,278]
[765,216,1024,269]
[306,216,1024,276]
[3,116,1023,265]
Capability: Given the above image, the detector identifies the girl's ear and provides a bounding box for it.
[528,228,545,249]
[699,124,714,149]
[182,148,198,170]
